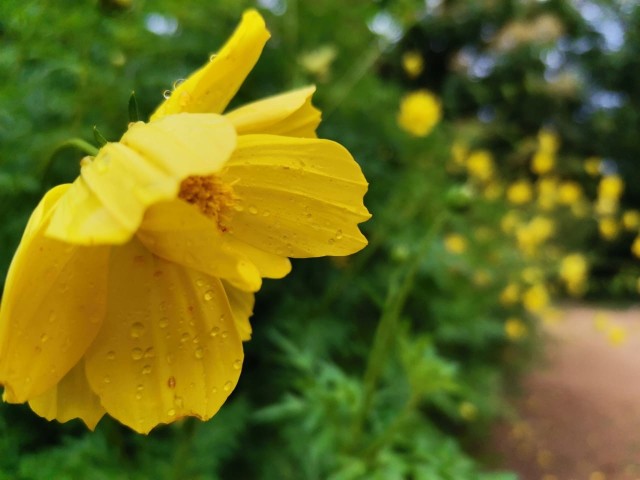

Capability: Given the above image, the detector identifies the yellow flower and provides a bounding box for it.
[458,401,478,421]
[559,253,588,296]
[397,90,442,137]
[531,150,555,175]
[444,233,467,254]
[584,156,601,176]
[607,325,627,346]
[466,150,494,182]
[598,217,619,240]
[623,210,640,230]
[557,181,582,205]
[401,51,424,78]
[537,129,560,153]
[0,10,370,433]
[505,318,528,340]
[631,235,640,258]
[298,45,337,80]
[522,284,549,313]
[500,283,520,306]
[536,176,558,211]
[501,211,521,234]
[598,175,624,200]
[506,179,533,205]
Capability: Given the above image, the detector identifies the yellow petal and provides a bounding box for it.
[225,86,321,137]
[222,134,370,257]
[222,281,255,341]
[151,10,270,120]
[0,186,110,401]
[84,238,243,434]
[47,114,236,245]
[28,360,105,430]
[137,199,262,292]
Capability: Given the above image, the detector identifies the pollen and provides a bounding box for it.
[178,174,236,230]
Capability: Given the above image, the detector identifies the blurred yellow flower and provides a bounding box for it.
[595,197,619,216]
[531,151,555,175]
[521,266,543,284]
[466,150,494,182]
[536,177,558,211]
[607,325,627,346]
[402,50,424,78]
[584,156,601,176]
[631,235,640,258]
[559,253,588,296]
[598,217,619,241]
[501,211,521,234]
[483,181,504,200]
[538,129,560,152]
[558,181,582,205]
[598,175,624,200]
[444,233,467,254]
[298,45,337,80]
[522,284,549,313]
[506,179,533,205]
[622,210,640,230]
[500,283,520,306]
[450,142,468,166]
[0,10,370,434]
[397,90,442,137]
[505,318,528,340]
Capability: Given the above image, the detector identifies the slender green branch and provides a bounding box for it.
[37,138,99,180]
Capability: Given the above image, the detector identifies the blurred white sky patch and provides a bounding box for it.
[368,11,404,44]
[572,0,625,51]
[145,13,179,36]
[257,0,287,16]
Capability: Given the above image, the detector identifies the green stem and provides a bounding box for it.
[37,138,99,180]
[350,213,446,448]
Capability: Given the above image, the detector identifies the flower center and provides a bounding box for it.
[178,175,235,231]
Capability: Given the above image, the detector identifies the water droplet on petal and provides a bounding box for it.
[131,348,143,360]
[233,359,242,370]
[174,396,184,408]
[209,53,217,61]
[221,331,228,339]
[223,381,233,392]
[203,290,215,301]
[162,89,172,99]
[194,346,204,359]
[136,384,144,392]
[196,279,205,287]
[167,408,176,417]
[262,210,271,217]
[248,205,258,215]
[106,350,116,361]
[130,322,145,338]
[40,333,49,343]
[167,376,176,389]
[180,332,190,343]
[209,326,220,338]
[172,78,185,89]
[166,354,175,365]
[142,364,152,375]
[144,347,155,359]
[104,376,111,384]
[158,317,169,329]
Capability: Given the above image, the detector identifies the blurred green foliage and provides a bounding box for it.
[0,0,638,478]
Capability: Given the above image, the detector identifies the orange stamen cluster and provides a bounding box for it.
[178,175,236,231]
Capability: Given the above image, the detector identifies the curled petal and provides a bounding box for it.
[85,238,243,434]
[222,134,371,258]
[28,359,106,430]
[151,9,270,119]
[0,185,110,401]
[47,114,236,245]
[222,281,255,341]
[225,86,321,137]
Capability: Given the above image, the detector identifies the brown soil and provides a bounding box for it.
[491,304,640,480]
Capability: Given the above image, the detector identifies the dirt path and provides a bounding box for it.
[491,304,640,480]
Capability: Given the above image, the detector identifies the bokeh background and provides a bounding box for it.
[1,0,639,478]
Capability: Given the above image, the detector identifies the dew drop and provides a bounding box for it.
[40,333,49,343]
[135,392,143,400]
[223,381,233,392]
[196,279,205,287]
[194,346,204,359]
[174,396,184,408]
[172,78,185,89]
[335,229,344,240]
[136,384,144,392]
[141,364,152,375]
[162,89,172,99]
[248,205,258,215]
[103,376,111,384]
[130,322,145,338]
[203,290,215,301]
[221,331,228,339]
[209,53,217,61]
[166,354,175,365]
[158,317,169,329]
[167,408,176,417]
[131,348,143,360]
[233,359,242,370]
[233,204,245,212]
[144,347,155,359]
[209,326,220,338]
[262,210,271,217]
[167,376,176,389]
[211,386,218,394]
[180,332,190,343]
[106,350,116,361]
